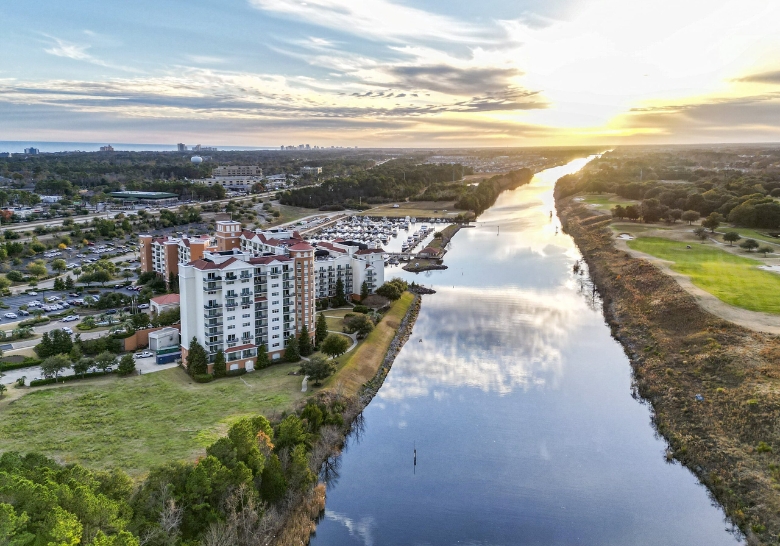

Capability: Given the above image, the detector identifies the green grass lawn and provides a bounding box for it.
[578,193,638,211]
[610,222,671,233]
[627,237,780,314]
[718,227,780,246]
[0,363,305,476]
[266,204,317,227]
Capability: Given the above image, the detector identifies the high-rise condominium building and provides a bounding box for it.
[158,220,384,372]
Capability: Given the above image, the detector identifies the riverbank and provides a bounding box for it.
[556,195,780,544]
[273,292,422,546]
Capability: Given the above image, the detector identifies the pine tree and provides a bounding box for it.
[315,313,328,347]
[65,276,74,290]
[298,324,313,357]
[284,335,300,362]
[53,277,65,291]
[213,350,226,378]
[168,272,179,293]
[335,278,346,306]
[361,281,369,300]
[256,344,270,369]
[187,337,209,376]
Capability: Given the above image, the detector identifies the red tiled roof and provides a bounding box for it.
[288,242,314,251]
[188,257,239,270]
[315,241,347,253]
[355,248,385,255]
[150,294,180,305]
[248,255,291,264]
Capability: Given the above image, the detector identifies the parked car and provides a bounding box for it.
[137,304,150,310]
[18,309,29,316]
[61,315,79,322]
[68,293,80,297]
[105,309,118,315]
[61,327,73,334]
[28,291,38,296]
[3,312,17,319]
[134,351,154,359]
[45,296,60,303]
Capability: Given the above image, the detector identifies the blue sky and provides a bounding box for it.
[2,0,780,147]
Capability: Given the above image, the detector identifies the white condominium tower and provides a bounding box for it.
[176,221,384,372]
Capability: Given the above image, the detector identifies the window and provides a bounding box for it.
[272,343,280,348]
[227,316,235,321]
[272,283,279,288]
[242,322,250,327]
[272,334,279,339]
[272,309,279,314]
[228,325,236,330]
[272,326,280,330]
[271,292,279,296]
[242,313,250,318]
[272,317,280,322]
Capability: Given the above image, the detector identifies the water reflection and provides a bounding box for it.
[379,285,587,400]
[311,157,742,546]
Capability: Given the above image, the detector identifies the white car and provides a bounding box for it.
[134,351,154,359]
[3,312,17,319]
[137,303,150,309]
[61,315,79,322]
[28,291,38,296]
[45,296,59,303]
[28,300,41,306]
[61,327,73,334]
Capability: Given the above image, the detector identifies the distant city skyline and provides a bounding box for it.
[2,0,780,147]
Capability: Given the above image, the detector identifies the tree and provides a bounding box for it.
[53,277,65,291]
[758,246,774,257]
[702,212,724,233]
[300,356,335,386]
[92,270,111,286]
[723,231,742,246]
[95,351,117,372]
[611,205,626,220]
[334,278,346,306]
[624,205,639,221]
[0,383,6,398]
[360,281,369,300]
[321,334,350,358]
[64,276,75,290]
[0,275,10,292]
[51,259,67,275]
[213,350,226,378]
[27,260,47,278]
[35,330,73,358]
[669,208,683,223]
[284,335,300,362]
[73,357,92,377]
[256,344,270,369]
[131,313,150,330]
[740,238,759,252]
[187,337,209,376]
[41,354,71,379]
[298,324,313,357]
[682,210,700,225]
[118,353,136,376]
[315,313,328,346]
[344,314,374,338]
[693,227,709,240]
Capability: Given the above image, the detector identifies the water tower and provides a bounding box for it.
[191,156,203,164]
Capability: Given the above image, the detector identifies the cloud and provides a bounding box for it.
[386,64,522,94]
[249,0,494,44]
[735,70,780,85]
[42,35,137,72]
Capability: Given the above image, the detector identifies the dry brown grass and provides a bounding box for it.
[326,292,414,394]
[558,195,780,544]
[272,484,326,546]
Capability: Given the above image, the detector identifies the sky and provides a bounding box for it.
[1,0,780,148]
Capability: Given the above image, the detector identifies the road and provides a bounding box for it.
[0,354,178,385]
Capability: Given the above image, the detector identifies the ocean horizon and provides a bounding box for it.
[0,141,280,153]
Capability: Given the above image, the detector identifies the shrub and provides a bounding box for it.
[226,368,247,377]
[353,305,370,314]
[757,441,773,453]
[0,357,42,372]
[29,370,115,387]
[192,374,214,383]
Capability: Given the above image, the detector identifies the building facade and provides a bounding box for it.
[172,220,384,371]
[139,234,215,282]
[190,165,264,191]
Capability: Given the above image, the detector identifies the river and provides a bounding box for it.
[310,157,742,546]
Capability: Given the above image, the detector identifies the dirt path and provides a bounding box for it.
[614,237,780,334]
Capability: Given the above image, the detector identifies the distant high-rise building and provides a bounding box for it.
[305,144,310,150]
[24,147,39,155]
[177,143,188,152]
[100,145,114,152]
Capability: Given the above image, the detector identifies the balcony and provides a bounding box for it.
[204,310,223,319]
[203,282,222,291]
[204,303,221,309]
[206,320,223,327]
[206,337,223,346]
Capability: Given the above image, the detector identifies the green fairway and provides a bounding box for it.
[628,237,780,314]
[718,227,780,246]
[578,193,638,211]
[0,364,305,476]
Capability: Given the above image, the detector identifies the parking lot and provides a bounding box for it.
[0,352,178,386]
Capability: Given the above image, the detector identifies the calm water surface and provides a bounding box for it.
[310,157,741,546]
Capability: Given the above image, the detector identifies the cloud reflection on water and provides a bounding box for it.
[378,284,588,401]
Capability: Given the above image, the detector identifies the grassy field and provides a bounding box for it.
[326,292,414,393]
[627,237,780,314]
[610,222,671,233]
[577,193,638,211]
[320,308,353,331]
[266,204,318,227]
[716,227,780,245]
[359,201,465,219]
[0,363,305,476]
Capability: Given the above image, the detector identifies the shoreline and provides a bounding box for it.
[273,293,422,545]
[556,193,780,545]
